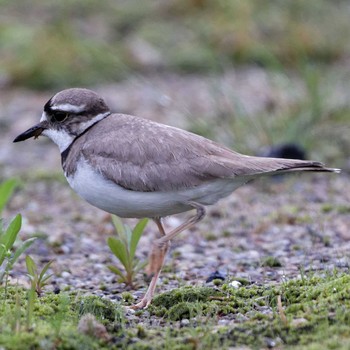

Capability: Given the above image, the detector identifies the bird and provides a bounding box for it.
[13,88,340,309]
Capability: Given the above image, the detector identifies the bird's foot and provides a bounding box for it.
[129,296,152,310]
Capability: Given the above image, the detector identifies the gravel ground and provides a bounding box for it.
[1,69,349,308]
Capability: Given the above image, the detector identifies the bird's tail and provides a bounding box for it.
[271,161,340,174]
[235,156,341,177]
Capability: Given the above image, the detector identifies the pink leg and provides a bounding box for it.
[131,202,205,309]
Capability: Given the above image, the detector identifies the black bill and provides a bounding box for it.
[13,121,48,143]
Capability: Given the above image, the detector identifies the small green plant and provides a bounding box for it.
[0,214,37,284]
[25,256,54,330]
[25,255,54,296]
[107,216,148,287]
[0,179,37,284]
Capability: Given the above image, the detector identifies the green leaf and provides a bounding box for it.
[0,214,21,247]
[107,237,130,271]
[40,274,53,285]
[38,260,54,283]
[10,237,37,267]
[0,179,18,215]
[0,214,22,265]
[112,215,130,245]
[25,255,37,277]
[124,225,133,248]
[107,265,126,282]
[130,218,148,261]
[112,215,125,236]
[3,237,37,280]
[0,244,7,267]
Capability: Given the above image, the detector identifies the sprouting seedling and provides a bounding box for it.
[107,216,148,287]
[25,255,54,296]
[0,179,37,285]
[0,214,37,284]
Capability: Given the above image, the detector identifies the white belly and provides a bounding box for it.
[66,158,248,218]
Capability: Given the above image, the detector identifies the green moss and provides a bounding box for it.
[212,279,223,286]
[321,204,350,214]
[2,272,350,349]
[75,295,124,324]
[151,286,223,309]
[337,205,350,214]
[204,232,217,241]
[321,203,334,213]
[168,301,196,321]
[261,256,283,268]
[225,277,251,286]
[121,291,134,304]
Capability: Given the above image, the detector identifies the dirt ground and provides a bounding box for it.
[1,70,349,303]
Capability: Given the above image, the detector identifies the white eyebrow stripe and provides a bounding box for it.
[40,111,48,122]
[51,103,86,113]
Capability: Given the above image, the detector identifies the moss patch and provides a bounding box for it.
[1,273,350,349]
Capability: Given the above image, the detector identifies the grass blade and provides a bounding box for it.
[40,274,54,284]
[38,260,54,282]
[25,255,36,277]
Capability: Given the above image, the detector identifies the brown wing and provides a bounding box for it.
[68,113,336,192]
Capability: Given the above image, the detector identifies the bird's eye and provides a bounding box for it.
[52,112,68,122]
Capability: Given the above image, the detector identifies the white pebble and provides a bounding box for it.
[61,271,71,278]
[229,281,242,289]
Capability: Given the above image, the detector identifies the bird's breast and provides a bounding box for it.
[65,157,248,218]
[65,158,193,218]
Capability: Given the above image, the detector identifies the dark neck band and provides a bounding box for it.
[61,113,110,165]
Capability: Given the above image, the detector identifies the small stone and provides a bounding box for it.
[291,317,308,327]
[60,245,71,254]
[125,308,136,315]
[265,338,276,348]
[78,313,110,341]
[218,319,230,326]
[180,319,190,327]
[229,281,242,289]
[61,271,71,278]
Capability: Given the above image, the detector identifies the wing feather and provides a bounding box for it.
[64,113,336,193]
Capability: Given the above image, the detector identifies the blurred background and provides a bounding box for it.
[1,0,349,176]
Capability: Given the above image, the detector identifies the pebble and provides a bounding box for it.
[229,281,242,289]
[61,271,71,278]
[125,308,136,316]
[218,319,231,326]
[180,319,190,327]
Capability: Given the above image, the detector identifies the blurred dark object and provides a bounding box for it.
[206,270,226,283]
[260,143,307,160]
